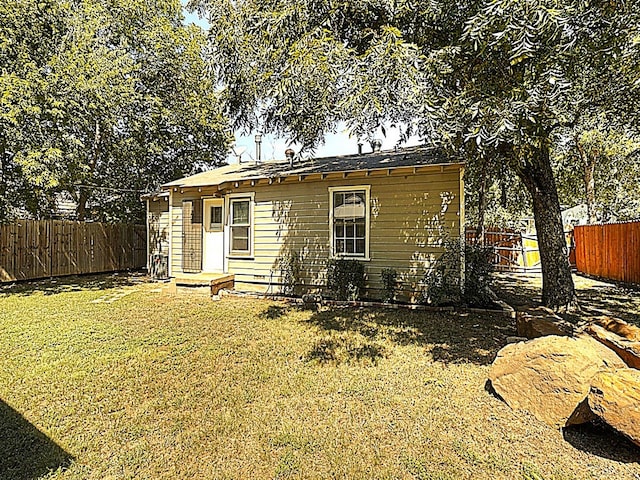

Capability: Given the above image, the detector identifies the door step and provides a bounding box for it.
[171,273,235,295]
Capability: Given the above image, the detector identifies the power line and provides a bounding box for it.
[74,184,148,193]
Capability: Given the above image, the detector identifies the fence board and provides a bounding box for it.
[465,228,541,271]
[0,220,146,283]
[574,221,640,285]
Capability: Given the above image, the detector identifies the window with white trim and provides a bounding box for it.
[229,198,252,254]
[329,186,370,259]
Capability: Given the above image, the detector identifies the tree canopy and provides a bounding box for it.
[0,0,231,222]
[193,0,639,309]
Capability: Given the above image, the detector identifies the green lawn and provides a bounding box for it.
[0,275,638,479]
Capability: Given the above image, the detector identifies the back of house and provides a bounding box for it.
[144,146,465,302]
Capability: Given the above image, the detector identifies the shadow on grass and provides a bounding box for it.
[493,272,640,327]
[303,306,515,366]
[563,422,640,463]
[0,271,146,297]
[0,399,73,479]
[260,305,291,320]
[305,336,388,366]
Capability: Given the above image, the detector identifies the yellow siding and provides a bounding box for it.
[226,167,462,300]
[167,166,463,300]
[148,199,170,258]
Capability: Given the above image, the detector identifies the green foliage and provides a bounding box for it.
[553,114,640,223]
[326,259,365,301]
[193,0,640,307]
[421,240,463,307]
[463,157,533,231]
[463,244,495,308]
[380,268,398,303]
[422,241,495,307]
[0,0,231,222]
[278,251,300,296]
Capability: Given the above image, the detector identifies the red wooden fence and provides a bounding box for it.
[574,221,640,285]
[465,228,541,271]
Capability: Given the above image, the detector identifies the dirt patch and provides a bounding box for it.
[493,272,640,327]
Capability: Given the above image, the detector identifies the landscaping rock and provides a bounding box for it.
[506,336,528,344]
[584,324,640,369]
[489,335,626,428]
[588,368,640,448]
[596,316,640,342]
[515,307,575,339]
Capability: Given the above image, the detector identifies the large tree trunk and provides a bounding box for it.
[77,188,89,221]
[517,147,578,311]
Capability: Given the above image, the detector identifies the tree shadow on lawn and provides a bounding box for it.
[0,399,73,479]
[493,272,640,327]
[302,306,516,366]
[0,271,146,297]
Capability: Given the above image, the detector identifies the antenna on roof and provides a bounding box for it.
[370,139,383,153]
[232,146,247,164]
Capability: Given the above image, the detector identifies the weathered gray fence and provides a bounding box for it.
[0,220,146,282]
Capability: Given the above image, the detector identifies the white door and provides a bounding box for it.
[202,198,225,272]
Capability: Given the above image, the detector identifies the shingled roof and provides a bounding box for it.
[162,145,462,189]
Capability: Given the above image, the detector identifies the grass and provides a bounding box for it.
[0,274,639,479]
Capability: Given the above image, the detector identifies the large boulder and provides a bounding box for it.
[597,316,640,342]
[489,335,626,428]
[588,368,640,448]
[584,323,640,369]
[515,307,574,339]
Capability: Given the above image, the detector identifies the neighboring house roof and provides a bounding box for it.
[561,203,589,226]
[162,146,462,190]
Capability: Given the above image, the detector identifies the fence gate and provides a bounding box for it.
[182,200,203,273]
[465,228,541,271]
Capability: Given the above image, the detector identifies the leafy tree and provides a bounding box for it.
[0,0,231,223]
[554,116,640,224]
[194,0,639,309]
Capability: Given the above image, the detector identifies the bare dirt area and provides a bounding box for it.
[493,271,640,327]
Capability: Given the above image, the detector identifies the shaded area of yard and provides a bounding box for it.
[0,274,638,479]
[494,272,640,326]
[303,307,513,366]
[0,271,144,297]
[0,399,73,480]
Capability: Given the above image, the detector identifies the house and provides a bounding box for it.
[144,146,465,301]
[561,203,590,227]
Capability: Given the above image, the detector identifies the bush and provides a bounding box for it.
[327,259,365,301]
[463,243,495,307]
[278,251,300,296]
[421,239,463,306]
[381,268,398,303]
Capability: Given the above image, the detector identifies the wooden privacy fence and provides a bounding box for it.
[465,228,541,271]
[574,221,640,285]
[0,220,146,283]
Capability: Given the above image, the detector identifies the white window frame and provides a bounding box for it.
[203,198,224,232]
[329,185,370,260]
[227,192,254,257]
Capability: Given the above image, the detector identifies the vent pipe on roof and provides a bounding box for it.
[357,142,363,155]
[255,133,262,162]
[285,148,295,167]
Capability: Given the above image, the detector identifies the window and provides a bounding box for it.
[230,198,252,254]
[329,186,370,259]
[209,205,223,230]
[204,199,224,232]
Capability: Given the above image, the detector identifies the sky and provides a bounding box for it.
[181,2,421,163]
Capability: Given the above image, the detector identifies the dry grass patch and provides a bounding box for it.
[0,275,638,479]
